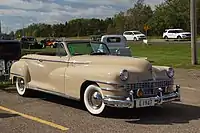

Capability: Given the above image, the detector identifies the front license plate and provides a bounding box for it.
[136,98,155,108]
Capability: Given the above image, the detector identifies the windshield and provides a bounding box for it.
[67,42,110,56]
[133,31,142,34]
[175,30,184,33]
[22,37,36,41]
[107,37,121,43]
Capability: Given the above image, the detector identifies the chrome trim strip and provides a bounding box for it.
[101,87,125,91]
[22,57,67,63]
[91,80,118,85]
[22,57,90,64]
[104,95,127,99]
[10,73,24,77]
[22,57,38,61]
[91,79,173,86]
[30,87,80,101]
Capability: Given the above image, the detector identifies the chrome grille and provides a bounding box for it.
[125,80,173,90]
[124,80,173,97]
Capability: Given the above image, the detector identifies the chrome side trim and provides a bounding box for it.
[104,95,127,99]
[101,87,125,91]
[90,79,173,86]
[22,57,90,64]
[29,86,80,101]
[91,80,118,85]
[22,57,38,61]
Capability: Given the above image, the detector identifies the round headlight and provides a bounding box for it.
[166,67,174,78]
[120,69,129,81]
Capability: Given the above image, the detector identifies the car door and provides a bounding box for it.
[168,30,176,38]
[36,43,69,94]
[123,31,133,40]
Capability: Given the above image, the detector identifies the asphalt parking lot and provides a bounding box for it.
[1,68,200,133]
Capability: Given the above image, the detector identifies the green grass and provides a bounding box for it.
[0,81,13,88]
[128,42,200,69]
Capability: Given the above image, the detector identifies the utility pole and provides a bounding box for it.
[0,20,1,34]
[22,21,25,37]
[190,0,198,65]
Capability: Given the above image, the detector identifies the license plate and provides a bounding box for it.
[136,98,155,108]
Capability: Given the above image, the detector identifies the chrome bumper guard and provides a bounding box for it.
[102,85,181,108]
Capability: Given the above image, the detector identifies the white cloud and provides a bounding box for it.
[0,0,164,32]
[64,0,132,6]
[0,0,63,11]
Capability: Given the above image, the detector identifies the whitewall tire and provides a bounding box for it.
[16,77,29,96]
[84,85,106,115]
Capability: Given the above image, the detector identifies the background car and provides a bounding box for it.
[0,40,21,81]
[20,36,43,49]
[123,30,146,41]
[100,34,132,57]
[162,29,191,41]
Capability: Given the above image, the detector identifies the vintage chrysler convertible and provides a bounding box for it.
[10,41,181,115]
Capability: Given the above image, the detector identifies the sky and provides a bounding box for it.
[0,0,164,33]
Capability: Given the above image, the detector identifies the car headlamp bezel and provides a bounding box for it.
[166,67,174,78]
[120,69,129,81]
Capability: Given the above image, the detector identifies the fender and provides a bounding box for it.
[152,65,173,79]
[10,60,31,84]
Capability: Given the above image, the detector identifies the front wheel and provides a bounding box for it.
[84,85,106,115]
[16,77,30,96]
[177,36,182,41]
[133,37,137,41]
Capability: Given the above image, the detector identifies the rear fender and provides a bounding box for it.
[10,60,31,84]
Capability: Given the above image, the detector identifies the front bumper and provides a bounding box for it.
[137,37,147,40]
[103,85,181,108]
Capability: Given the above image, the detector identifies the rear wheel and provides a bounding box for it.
[16,77,30,96]
[164,36,168,41]
[83,85,106,115]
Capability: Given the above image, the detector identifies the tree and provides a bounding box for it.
[14,0,200,37]
[113,11,125,34]
[124,0,153,32]
[147,0,190,35]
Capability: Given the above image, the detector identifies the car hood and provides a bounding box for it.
[70,55,151,71]
[180,32,191,34]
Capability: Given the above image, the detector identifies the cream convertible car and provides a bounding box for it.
[10,41,181,115]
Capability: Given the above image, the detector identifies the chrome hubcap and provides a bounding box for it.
[17,78,25,92]
[88,91,102,109]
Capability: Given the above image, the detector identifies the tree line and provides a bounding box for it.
[14,0,200,38]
